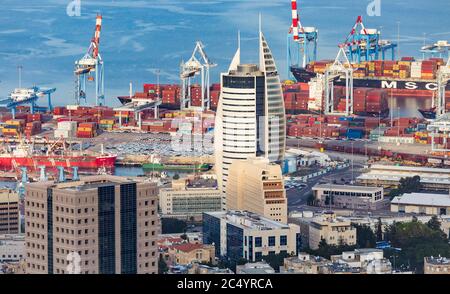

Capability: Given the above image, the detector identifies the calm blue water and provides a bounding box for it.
[0,0,449,106]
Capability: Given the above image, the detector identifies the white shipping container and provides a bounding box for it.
[57,121,78,131]
[66,105,79,111]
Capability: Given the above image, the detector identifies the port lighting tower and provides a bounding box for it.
[180,41,217,111]
[435,56,450,117]
[287,0,318,79]
[324,47,354,116]
[74,15,105,106]
[340,16,396,63]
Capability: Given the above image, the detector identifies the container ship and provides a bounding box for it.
[291,58,450,91]
[290,57,450,118]
[0,143,117,171]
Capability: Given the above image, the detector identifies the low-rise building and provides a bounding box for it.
[357,164,450,191]
[281,253,331,274]
[391,192,450,216]
[0,189,20,234]
[301,211,357,250]
[312,184,387,211]
[167,243,215,265]
[236,261,275,274]
[188,263,234,274]
[159,178,221,220]
[203,211,300,262]
[0,234,25,264]
[330,249,392,274]
[424,256,450,274]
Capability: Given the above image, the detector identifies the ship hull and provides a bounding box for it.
[291,66,450,92]
[0,155,117,171]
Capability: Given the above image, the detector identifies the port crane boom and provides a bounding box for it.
[74,15,105,106]
[340,16,396,63]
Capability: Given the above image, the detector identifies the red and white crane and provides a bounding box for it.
[287,0,318,74]
[74,14,105,106]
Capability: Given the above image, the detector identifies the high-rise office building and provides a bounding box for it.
[214,29,286,209]
[0,189,20,234]
[24,175,159,274]
[226,157,287,223]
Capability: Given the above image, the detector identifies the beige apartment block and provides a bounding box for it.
[25,175,160,274]
[0,189,20,234]
[308,212,357,249]
[226,157,287,223]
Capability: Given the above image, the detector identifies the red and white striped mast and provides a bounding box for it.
[290,0,299,41]
[91,15,102,59]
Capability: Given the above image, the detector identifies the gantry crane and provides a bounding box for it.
[74,15,104,106]
[324,47,354,116]
[421,40,450,59]
[0,86,56,119]
[340,16,396,63]
[287,0,318,79]
[180,41,217,111]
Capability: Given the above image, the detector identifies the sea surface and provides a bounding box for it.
[0,0,449,112]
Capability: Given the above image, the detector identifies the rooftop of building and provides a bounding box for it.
[425,256,450,265]
[392,192,450,207]
[26,175,154,192]
[169,243,209,253]
[313,184,382,193]
[205,210,290,231]
[228,64,264,77]
[236,262,275,274]
[285,253,330,264]
[369,164,450,174]
[0,189,18,202]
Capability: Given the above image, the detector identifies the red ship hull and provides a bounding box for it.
[0,155,117,171]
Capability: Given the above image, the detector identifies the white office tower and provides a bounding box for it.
[214,30,286,209]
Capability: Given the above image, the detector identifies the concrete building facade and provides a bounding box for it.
[302,212,357,250]
[227,157,287,223]
[203,211,300,262]
[0,189,20,234]
[391,192,450,216]
[312,184,387,211]
[424,256,450,274]
[159,179,221,219]
[24,175,160,274]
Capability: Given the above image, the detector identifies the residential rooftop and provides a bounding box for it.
[205,210,290,231]
[313,184,382,192]
[392,193,450,207]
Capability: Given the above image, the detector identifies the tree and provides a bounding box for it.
[158,255,168,274]
[427,216,442,231]
[376,218,383,241]
[161,218,187,234]
[389,176,422,199]
[354,224,376,248]
[384,220,450,273]
[263,252,291,272]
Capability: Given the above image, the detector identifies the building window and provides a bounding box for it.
[280,235,287,246]
[268,236,275,247]
[255,237,262,248]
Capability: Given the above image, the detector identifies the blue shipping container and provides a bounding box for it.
[346,128,363,139]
